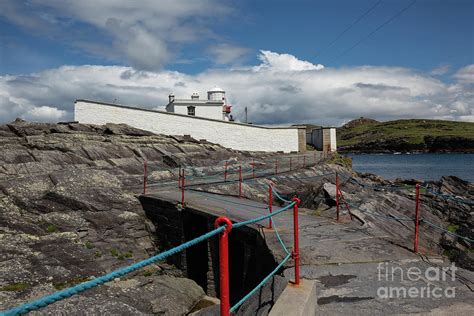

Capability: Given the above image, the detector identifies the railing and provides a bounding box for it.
[3,151,473,315]
[2,194,301,316]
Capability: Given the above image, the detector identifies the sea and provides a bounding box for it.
[345,153,474,183]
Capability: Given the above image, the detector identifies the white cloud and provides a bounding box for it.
[453,64,474,84]
[207,44,251,65]
[253,50,324,72]
[0,51,472,126]
[430,64,451,76]
[23,106,66,122]
[0,0,233,70]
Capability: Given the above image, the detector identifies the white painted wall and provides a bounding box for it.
[330,128,337,152]
[74,100,302,152]
[307,128,337,152]
[174,104,222,120]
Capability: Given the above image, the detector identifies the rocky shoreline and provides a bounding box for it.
[1,120,472,314]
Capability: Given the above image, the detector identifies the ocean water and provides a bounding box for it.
[346,153,474,183]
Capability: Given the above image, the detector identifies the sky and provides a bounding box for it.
[0,0,473,126]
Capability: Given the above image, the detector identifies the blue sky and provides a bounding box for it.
[0,0,473,124]
[1,0,472,75]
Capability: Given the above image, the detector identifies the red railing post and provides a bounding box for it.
[336,172,340,222]
[268,184,273,229]
[178,166,181,189]
[289,157,292,171]
[215,217,233,316]
[292,197,301,285]
[239,165,242,198]
[224,161,228,182]
[413,184,420,253]
[143,160,148,194]
[181,168,185,206]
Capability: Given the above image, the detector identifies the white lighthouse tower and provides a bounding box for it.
[207,86,231,121]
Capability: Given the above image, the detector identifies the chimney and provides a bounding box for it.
[191,92,199,100]
[169,93,175,103]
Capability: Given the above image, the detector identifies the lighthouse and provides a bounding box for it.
[165,86,232,121]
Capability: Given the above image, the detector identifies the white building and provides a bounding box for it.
[306,127,337,152]
[165,86,232,121]
[74,100,306,153]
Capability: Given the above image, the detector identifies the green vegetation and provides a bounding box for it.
[110,248,133,260]
[443,249,459,261]
[84,241,95,249]
[53,277,90,290]
[328,152,352,169]
[118,252,133,260]
[46,224,58,233]
[337,118,474,147]
[95,251,102,258]
[447,224,459,233]
[0,282,30,291]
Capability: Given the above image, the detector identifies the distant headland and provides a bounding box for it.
[336,117,474,153]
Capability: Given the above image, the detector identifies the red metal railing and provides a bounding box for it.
[336,172,340,222]
[215,217,233,316]
[292,197,301,285]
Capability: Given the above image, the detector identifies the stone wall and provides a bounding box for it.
[75,100,304,153]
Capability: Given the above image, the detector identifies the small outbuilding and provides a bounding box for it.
[306,127,337,152]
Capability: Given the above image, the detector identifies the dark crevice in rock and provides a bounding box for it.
[317,295,374,305]
[139,196,287,315]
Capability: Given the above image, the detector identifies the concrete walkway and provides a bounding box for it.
[144,185,474,315]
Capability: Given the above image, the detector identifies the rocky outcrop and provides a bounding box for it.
[425,136,474,152]
[338,136,474,153]
[1,120,472,315]
[338,137,426,152]
[424,176,474,270]
[0,120,263,314]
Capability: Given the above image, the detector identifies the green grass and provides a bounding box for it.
[84,241,95,249]
[0,283,30,291]
[110,249,133,260]
[328,153,352,169]
[117,252,133,260]
[337,119,474,147]
[46,224,58,233]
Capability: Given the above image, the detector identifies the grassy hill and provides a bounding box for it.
[337,118,474,152]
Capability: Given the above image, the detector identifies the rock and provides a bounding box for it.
[0,120,255,314]
[1,120,472,315]
[149,276,205,315]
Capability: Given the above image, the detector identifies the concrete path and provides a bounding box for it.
[144,185,474,315]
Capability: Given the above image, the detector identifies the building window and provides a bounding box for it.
[187,106,195,116]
